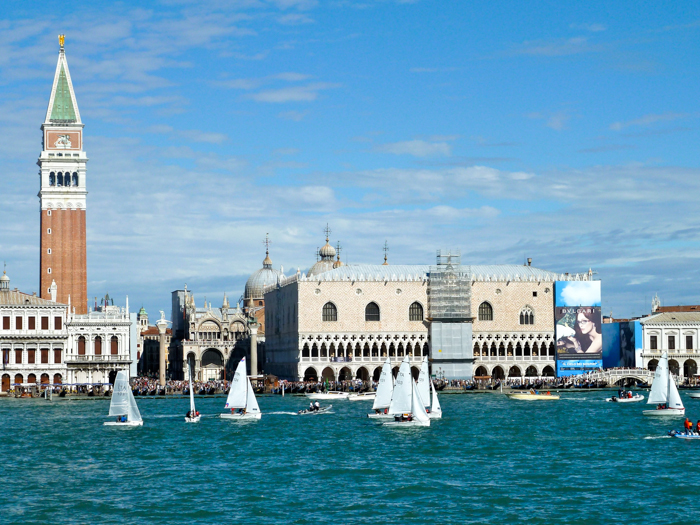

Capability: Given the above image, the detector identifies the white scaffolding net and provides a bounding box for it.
[428,249,471,321]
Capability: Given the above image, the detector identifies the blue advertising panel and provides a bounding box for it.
[602,323,621,369]
[555,281,603,376]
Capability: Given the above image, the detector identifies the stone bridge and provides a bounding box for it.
[586,368,677,385]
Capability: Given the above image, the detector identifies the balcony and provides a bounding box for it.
[66,355,132,364]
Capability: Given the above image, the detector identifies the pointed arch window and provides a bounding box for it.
[365,302,380,322]
[322,302,337,322]
[478,302,493,321]
[49,172,55,186]
[519,307,534,325]
[409,302,423,321]
[57,173,63,187]
[72,172,78,186]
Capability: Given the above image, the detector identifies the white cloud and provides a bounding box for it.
[277,13,315,24]
[375,139,451,157]
[610,112,688,130]
[248,82,340,102]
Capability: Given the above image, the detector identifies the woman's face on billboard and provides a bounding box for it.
[577,312,594,335]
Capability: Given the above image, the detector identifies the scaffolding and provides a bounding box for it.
[428,249,471,321]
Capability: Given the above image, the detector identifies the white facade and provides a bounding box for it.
[64,302,133,385]
[640,312,700,379]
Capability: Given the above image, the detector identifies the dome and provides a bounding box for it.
[245,250,282,300]
[138,306,147,317]
[0,272,9,283]
[307,259,336,277]
[319,241,336,258]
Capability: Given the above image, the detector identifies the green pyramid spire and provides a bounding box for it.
[50,64,76,122]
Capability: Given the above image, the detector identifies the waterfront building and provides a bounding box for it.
[0,272,68,392]
[263,231,592,380]
[640,312,700,380]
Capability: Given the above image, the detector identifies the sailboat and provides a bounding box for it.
[185,369,200,423]
[104,370,143,427]
[383,356,430,427]
[368,358,394,419]
[220,357,262,420]
[643,352,685,417]
[416,356,442,419]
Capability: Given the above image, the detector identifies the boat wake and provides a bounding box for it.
[644,435,672,439]
[267,411,299,415]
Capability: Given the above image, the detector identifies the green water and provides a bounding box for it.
[0,392,698,524]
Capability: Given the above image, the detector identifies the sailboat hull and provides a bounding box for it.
[383,419,430,427]
[104,421,143,427]
[427,411,442,419]
[220,412,262,420]
[643,408,685,417]
[185,416,201,423]
[367,412,393,419]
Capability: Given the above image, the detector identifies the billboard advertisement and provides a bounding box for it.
[555,281,603,376]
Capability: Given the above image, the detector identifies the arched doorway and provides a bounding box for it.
[1,374,9,392]
[648,359,659,372]
[53,374,62,385]
[492,366,505,380]
[108,370,118,386]
[14,374,23,386]
[669,359,680,377]
[338,367,352,381]
[356,367,369,381]
[372,367,382,381]
[40,374,50,386]
[410,366,420,381]
[474,366,489,377]
[508,366,521,377]
[542,366,555,377]
[28,373,36,384]
[525,365,538,377]
[684,359,697,378]
[303,367,318,381]
[392,366,400,378]
[321,367,335,381]
[201,348,224,380]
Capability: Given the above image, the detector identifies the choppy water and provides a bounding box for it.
[1,391,699,524]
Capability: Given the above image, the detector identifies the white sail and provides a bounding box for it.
[667,374,684,410]
[188,372,196,413]
[108,370,130,417]
[225,358,247,409]
[372,358,393,410]
[416,356,430,407]
[245,378,261,414]
[128,386,142,423]
[430,380,442,416]
[647,352,669,404]
[412,381,430,423]
[389,356,412,415]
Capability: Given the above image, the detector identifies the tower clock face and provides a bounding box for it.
[45,130,81,150]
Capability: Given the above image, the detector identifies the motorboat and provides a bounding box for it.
[368,358,394,420]
[104,370,143,427]
[506,389,559,401]
[643,352,685,417]
[606,393,644,403]
[298,404,333,415]
[382,356,430,427]
[688,392,700,399]
[220,357,262,420]
[669,430,700,439]
[348,392,376,401]
[305,391,350,400]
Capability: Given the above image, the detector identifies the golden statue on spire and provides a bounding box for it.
[58,34,65,49]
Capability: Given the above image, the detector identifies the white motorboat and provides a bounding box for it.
[643,352,685,417]
[348,392,376,401]
[506,389,559,401]
[383,356,430,427]
[606,393,644,403]
[305,391,350,400]
[220,357,262,420]
[104,370,143,427]
[416,356,442,419]
[368,358,394,419]
[298,404,333,415]
[688,392,700,399]
[185,370,200,423]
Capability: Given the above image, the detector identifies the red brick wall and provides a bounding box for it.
[40,208,87,314]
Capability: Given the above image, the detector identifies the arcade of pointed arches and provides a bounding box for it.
[301,361,424,383]
[299,332,429,361]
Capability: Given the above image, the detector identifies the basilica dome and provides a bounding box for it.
[245,250,282,300]
[307,236,337,278]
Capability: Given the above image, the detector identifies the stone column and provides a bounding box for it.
[249,323,259,377]
[156,318,168,387]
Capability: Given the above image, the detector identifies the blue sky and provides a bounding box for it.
[1,0,699,319]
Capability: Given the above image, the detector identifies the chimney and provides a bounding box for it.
[527,258,532,266]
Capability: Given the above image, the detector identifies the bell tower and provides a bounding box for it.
[38,35,88,313]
